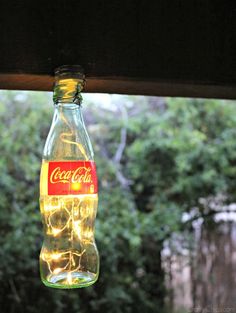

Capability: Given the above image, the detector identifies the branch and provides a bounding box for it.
[113,104,128,164]
[181,209,236,231]
[112,104,133,188]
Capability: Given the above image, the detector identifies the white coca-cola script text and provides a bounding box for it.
[50,166,92,184]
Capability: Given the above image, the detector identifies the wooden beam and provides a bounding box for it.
[0,1,235,98]
[0,74,235,99]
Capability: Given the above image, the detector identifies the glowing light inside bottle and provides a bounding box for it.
[40,182,98,288]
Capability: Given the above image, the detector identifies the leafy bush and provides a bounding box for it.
[0,91,235,313]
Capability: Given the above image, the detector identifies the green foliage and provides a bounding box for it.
[0,91,236,313]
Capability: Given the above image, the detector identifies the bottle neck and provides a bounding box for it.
[53,78,84,105]
[54,103,84,126]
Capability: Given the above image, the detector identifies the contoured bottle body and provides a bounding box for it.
[40,101,99,289]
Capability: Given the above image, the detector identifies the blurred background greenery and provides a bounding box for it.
[0,91,236,313]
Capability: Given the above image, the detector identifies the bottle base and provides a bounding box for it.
[42,271,98,289]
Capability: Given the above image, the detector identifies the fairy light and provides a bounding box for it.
[42,248,86,280]
[40,194,96,285]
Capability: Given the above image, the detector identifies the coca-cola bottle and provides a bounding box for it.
[39,65,99,288]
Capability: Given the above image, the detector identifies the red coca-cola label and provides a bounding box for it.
[48,161,98,195]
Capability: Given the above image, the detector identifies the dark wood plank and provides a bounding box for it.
[0,74,235,99]
[0,1,235,98]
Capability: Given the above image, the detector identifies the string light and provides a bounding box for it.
[40,194,96,285]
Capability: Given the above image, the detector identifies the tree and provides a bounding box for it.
[0,91,235,313]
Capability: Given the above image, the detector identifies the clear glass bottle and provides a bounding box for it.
[39,65,99,289]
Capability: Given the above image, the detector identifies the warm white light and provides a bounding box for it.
[53,267,63,275]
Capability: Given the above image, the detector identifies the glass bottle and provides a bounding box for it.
[39,65,99,289]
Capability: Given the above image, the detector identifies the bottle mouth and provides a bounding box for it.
[54,65,85,80]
